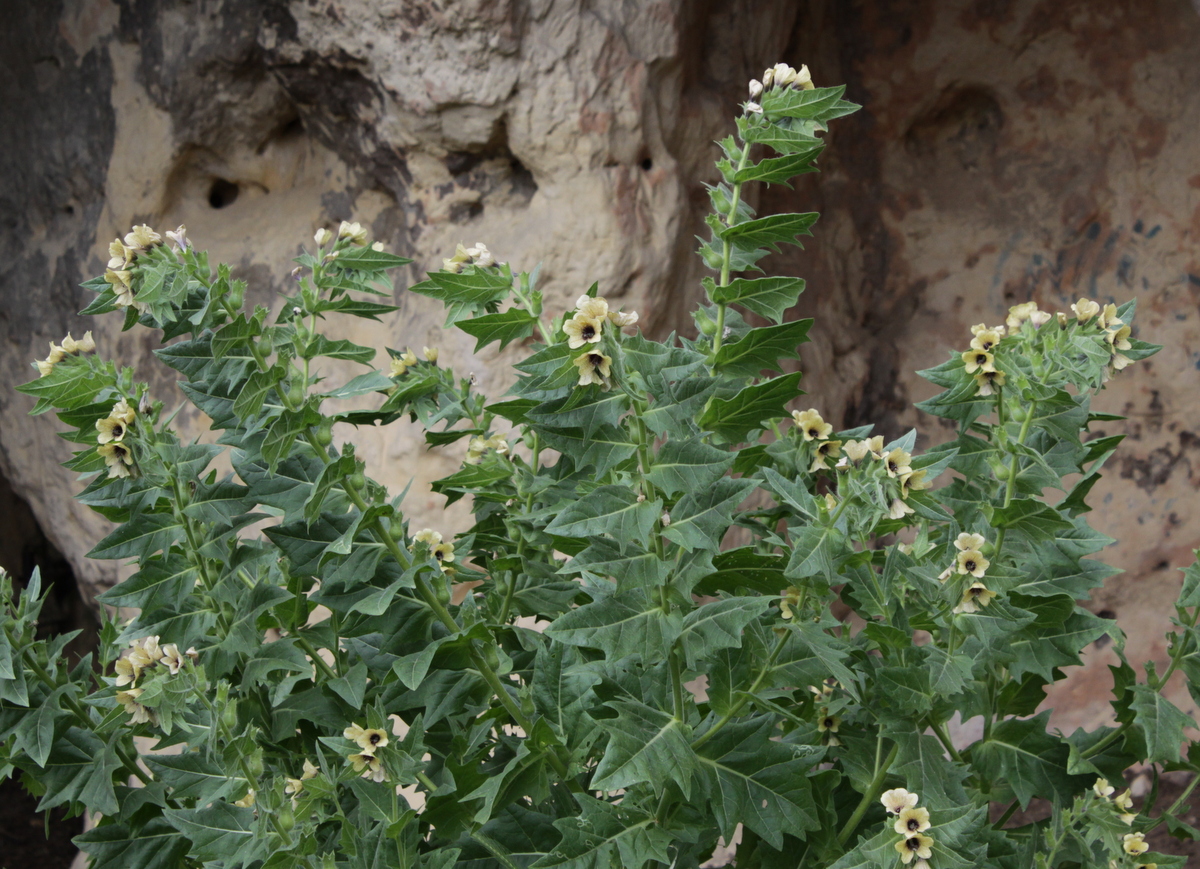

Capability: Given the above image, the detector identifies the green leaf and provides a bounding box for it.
[14,686,67,767]
[332,247,413,270]
[532,795,670,869]
[718,212,818,252]
[17,356,114,414]
[75,817,190,869]
[590,699,697,798]
[700,372,802,443]
[546,590,681,661]
[458,308,539,352]
[645,437,734,497]
[37,727,120,816]
[1179,553,1200,607]
[87,513,183,561]
[663,479,756,552]
[538,425,636,477]
[734,147,823,186]
[563,539,668,593]
[528,390,630,439]
[696,716,821,850]
[678,596,771,668]
[711,320,811,377]
[543,485,661,542]
[146,752,242,804]
[305,335,377,364]
[972,711,1089,808]
[1130,683,1192,764]
[532,643,601,746]
[164,802,260,864]
[704,276,806,324]
[759,84,860,122]
[693,548,789,596]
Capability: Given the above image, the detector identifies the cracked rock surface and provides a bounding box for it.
[3,0,1200,732]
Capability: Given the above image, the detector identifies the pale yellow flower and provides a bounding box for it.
[98,441,134,478]
[810,440,841,471]
[105,268,133,291]
[1107,324,1132,351]
[314,228,333,247]
[881,788,919,814]
[485,434,508,455]
[46,342,67,364]
[371,241,384,252]
[388,349,418,378]
[35,359,55,378]
[96,415,130,444]
[1098,303,1122,330]
[780,586,802,620]
[465,243,495,267]
[842,439,870,462]
[1114,789,1134,811]
[575,295,610,322]
[969,326,1004,352]
[974,369,1005,396]
[955,532,986,552]
[816,709,840,734]
[1122,832,1148,856]
[414,529,442,548]
[159,643,186,674]
[572,351,612,388]
[61,333,81,354]
[344,723,389,752]
[961,348,995,374]
[1093,778,1115,799]
[608,309,639,328]
[1006,301,1040,330]
[563,315,604,349]
[234,789,256,808]
[954,581,997,614]
[349,752,386,782]
[1029,310,1051,328]
[465,436,488,465]
[111,398,137,425]
[792,409,832,442]
[124,224,162,249]
[1110,353,1134,373]
[883,448,912,479]
[1056,312,1069,327]
[114,655,142,687]
[338,220,368,246]
[108,238,136,269]
[116,688,153,724]
[900,469,930,498]
[865,435,885,458]
[165,225,189,251]
[423,346,438,363]
[1072,298,1101,322]
[889,498,915,520]
[894,806,931,836]
[896,833,934,864]
[956,549,989,577]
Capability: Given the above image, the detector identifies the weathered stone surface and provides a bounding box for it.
[2,0,1199,731]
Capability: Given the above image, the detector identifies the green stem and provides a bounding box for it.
[294,634,338,681]
[691,630,788,750]
[837,740,899,846]
[1146,770,1200,832]
[711,141,753,355]
[929,719,966,765]
[993,399,1036,559]
[992,800,1020,830]
[510,274,553,345]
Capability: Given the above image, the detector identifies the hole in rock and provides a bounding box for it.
[208,178,240,209]
[640,157,653,171]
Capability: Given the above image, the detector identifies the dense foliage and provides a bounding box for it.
[3,62,1196,869]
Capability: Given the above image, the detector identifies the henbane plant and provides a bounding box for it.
[2,60,1197,868]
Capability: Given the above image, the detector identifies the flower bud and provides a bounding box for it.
[314,228,333,246]
[423,346,438,363]
[761,67,775,88]
[745,101,763,115]
[748,79,763,99]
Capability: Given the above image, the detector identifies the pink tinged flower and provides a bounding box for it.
[165,225,189,251]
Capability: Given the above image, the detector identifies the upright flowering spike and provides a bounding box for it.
[792,409,832,441]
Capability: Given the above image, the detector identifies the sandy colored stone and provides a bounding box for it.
[2,0,1200,734]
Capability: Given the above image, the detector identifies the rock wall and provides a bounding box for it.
[3,0,1200,729]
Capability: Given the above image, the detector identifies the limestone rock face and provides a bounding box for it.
[2,0,1200,729]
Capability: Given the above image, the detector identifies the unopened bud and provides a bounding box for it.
[423,346,438,363]
[745,102,763,115]
[291,267,303,280]
[749,79,763,99]
[661,511,671,526]
[314,228,333,246]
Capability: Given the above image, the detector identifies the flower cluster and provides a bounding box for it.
[95,398,138,479]
[344,722,389,782]
[466,433,508,465]
[746,62,815,113]
[413,528,455,573]
[34,330,95,377]
[112,635,195,724]
[800,413,931,521]
[963,323,1007,396]
[1093,777,1138,825]
[937,532,997,614]
[564,294,638,389]
[881,788,934,867]
[389,348,418,378]
[106,223,171,313]
[1073,297,1135,379]
[443,241,497,273]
